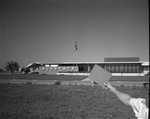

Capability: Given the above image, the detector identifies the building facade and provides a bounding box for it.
[26,57,149,76]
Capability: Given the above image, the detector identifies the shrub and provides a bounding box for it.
[26,81,32,85]
[54,81,61,86]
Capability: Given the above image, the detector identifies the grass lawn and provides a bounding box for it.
[0,73,149,82]
[0,74,86,81]
[0,83,148,119]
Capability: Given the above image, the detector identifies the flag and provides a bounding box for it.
[74,41,77,52]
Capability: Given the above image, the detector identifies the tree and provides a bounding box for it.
[24,68,30,74]
[20,67,25,72]
[5,61,20,74]
[0,68,3,72]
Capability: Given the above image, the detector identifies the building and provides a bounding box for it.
[26,57,149,76]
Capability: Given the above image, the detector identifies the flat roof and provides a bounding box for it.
[32,61,148,64]
[26,61,149,67]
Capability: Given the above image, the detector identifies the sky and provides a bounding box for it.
[0,0,149,68]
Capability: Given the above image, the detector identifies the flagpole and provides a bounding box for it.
[74,41,78,77]
[75,49,77,77]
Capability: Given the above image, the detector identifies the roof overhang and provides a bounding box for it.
[141,62,149,66]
